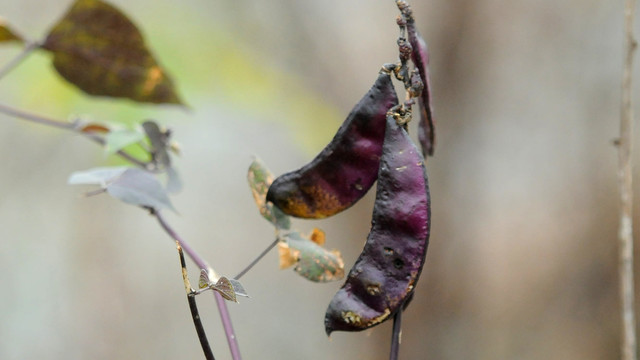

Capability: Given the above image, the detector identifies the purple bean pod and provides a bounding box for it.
[267,72,398,219]
[325,114,431,334]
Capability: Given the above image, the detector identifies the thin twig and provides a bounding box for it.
[619,0,637,359]
[0,102,149,168]
[153,210,242,360]
[234,238,279,280]
[176,241,215,360]
[389,309,403,360]
[0,41,39,82]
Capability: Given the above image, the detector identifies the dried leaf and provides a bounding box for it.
[0,18,23,43]
[228,279,248,298]
[80,122,110,134]
[198,269,210,290]
[247,159,291,230]
[211,277,236,302]
[41,0,182,104]
[198,271,248,300]
[309,228,325,246]
[282,231,344,283]
[142,120,171,168]
[277,242,298,270]
[104,129,144,155]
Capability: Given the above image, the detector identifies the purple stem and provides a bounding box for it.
[214,292,242,360]
[0,102,149,168]
[154,210,242,360]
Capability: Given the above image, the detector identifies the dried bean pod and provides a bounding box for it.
[325,114,430,334]
[266,72,398,219]
[399,1,435,157]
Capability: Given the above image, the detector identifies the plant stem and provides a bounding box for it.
[0,102,149,168]
[154,210,211,271]
[234,238,279,280]
[153,210,242,360]
[619,0,637,359]
[0,41,39,82]
[189,293,215,360]
[389,309,402,360]
[176,241,215,360]
[214,292,242,360]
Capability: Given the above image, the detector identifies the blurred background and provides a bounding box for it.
[0,0,637,359]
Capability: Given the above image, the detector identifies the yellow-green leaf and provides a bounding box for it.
[0,18,23,43]
[41,0,182,104]
[280,230,344,283]
[247,158,291,230]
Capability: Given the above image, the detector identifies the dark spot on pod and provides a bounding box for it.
[393,258,404,270]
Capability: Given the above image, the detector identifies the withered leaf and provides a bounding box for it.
[309,228,325,246]
[280,231,344,283]
[277,242,298,270]
[142,121,171,168]
[199,271,248,300]
[247,158,291,230]
[41,0,182,104]
[0,18,23,43]
[211,277,237,302]
[79,122,110,134]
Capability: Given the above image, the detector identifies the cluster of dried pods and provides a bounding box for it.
[267,1,434,335]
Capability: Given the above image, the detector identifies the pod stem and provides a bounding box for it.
[389,309,403,360]
[234,237,280,280]
[390,1,424,125]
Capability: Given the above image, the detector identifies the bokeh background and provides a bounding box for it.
[0,0,638,359]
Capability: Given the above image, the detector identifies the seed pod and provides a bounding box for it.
[407,15,435,158]
[324,114,430,334]
[397,0,435,157]
[266,72,398,219]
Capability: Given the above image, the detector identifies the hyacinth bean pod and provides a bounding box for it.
[324,113,430,334]
[397,0,435,157]
[266,72,398,219]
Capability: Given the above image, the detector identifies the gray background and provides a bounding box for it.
[0,0,636,359]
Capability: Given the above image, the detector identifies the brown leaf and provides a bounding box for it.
[41,0,182,104]
[281,231,345,283]
[80,122,110,134]
[0,18,23,43]
[277,242,298,270]
[309,227,325,246]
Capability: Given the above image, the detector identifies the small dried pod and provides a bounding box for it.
[267,71,398,219]
[397,0,435,157]
[325,113,430,334]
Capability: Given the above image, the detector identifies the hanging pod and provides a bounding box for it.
[266,71,398,219]
[324,113,431,334]
[401,0,436,157]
